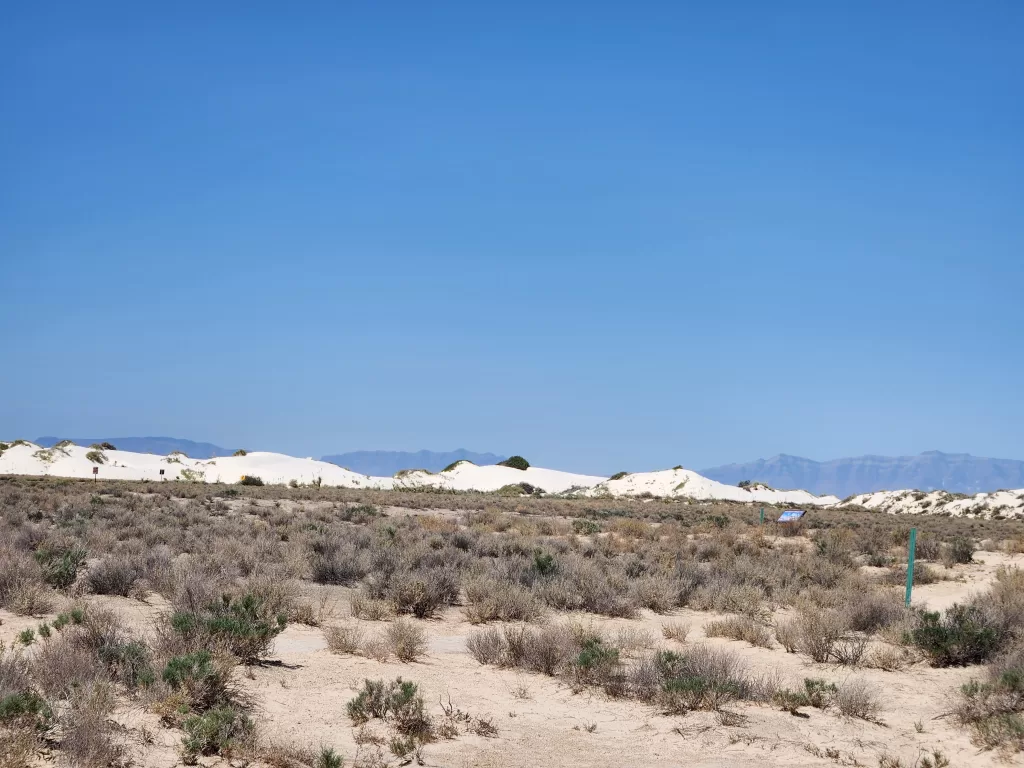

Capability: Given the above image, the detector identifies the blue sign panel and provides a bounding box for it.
[777,510,805,522]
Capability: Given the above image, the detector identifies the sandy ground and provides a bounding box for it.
[2,553,1021,767]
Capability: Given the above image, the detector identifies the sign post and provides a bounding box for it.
[759,507,765,525]
[92,466,98,482]
[905,527,917,607]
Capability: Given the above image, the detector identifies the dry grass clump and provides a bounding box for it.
[464,622,776,710]
[350,592,393,621]
[704,616,773,648]
[463,576,545,624]
[661,621,690,643]
[325,623,366,655]
[833,677,883,721]
[956,642,1024,752]
[385,619,428,663]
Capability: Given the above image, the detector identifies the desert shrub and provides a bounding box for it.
[496,483,539,497]
[463,577,545,623]
[310,537,367,585]
[85,450,106,464]
[497,456,530,471]
[571,637,625,695]
[571,519,601,535]
[99,639,155,689]
[661,621,690,643]
[831,635,869,666]
[609,472,629,481]
[863,644,915,672]
[325,623,366,655]
[350,592,392,621]
[383,567,459,619]
[704,616,773,648]
[956,644,1024,751]
[88,442,117,450]
[170,592,287,662]
[846,591,909,634]
[162,650,235,711]
[233,449,248,457]
[942,537,976,567]
[803,677,838,708]
[33,542,87,589]
[885,563,941,586]
[238,475,264,486]
[629,575,676,613]
[466,627,505,665]
[774,617,800,653]
[910,605,1004,667]
[795,608,847,662]
[183,705,254,758]
[834,677,882,721]
[87,557,141,596]
[346,678,432,738]
[523,624,576,676]
[315,747,344,768]
[657,646,765,713]
[385,619,427,662]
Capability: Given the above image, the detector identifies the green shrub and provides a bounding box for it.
[497,456,530,471]
[237,475,264,486]
[496,483,538,497]
[85,450,106,464]
[957,660,1024,752]
[572,519,601,535]
[441,460,472,472]
[316,747,344,768]
[100,640,154,689]
[346,678,432,737]
[0,691,50,724]
[532,550,557,576]
[171,593,287,661]
[232,449,247,457]
[34,543,87,589]
[943,537,976,566]
[609,472,629,481]
[182,705,254,758]
[161,650,233,710]
[910,605,1005,666]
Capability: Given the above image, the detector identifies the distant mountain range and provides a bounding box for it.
[321,449,506,476]
[36,436,234,459]
[700,451,1024,497]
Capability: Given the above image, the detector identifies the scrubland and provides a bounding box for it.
[2,477,1024,767]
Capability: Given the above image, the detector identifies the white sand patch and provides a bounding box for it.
[844,487,1024,519]
[584,467,840,506]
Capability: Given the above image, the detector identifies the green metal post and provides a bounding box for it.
[759,507,764,525]
[905,528,917,607]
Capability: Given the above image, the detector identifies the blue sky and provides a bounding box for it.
[2,2,1021,474]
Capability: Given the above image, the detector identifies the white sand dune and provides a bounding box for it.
[4,439,1018,514]
[845,488,1024,519]
[583,468,840,505]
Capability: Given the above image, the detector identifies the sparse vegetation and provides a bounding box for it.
[85,450,106,464]
[233,449,248,456]
[238,475,264,486]
[497,456,530,471]
[1,475,1022,765]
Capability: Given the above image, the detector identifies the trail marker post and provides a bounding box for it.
[92,466,98,482]
[905,527,917,607]
[759,507,764,525]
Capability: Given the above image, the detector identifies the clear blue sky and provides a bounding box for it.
[2,2,1021,474]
